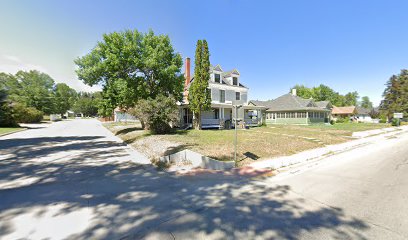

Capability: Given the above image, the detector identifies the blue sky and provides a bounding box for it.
[1,0,408,105]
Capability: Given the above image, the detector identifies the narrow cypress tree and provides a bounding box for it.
[189,40,211,129]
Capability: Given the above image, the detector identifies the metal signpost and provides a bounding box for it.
[233,104,242,167]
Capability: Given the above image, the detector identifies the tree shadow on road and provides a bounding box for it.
[0,136,370,239]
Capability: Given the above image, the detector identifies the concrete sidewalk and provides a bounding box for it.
[250,125,408,170]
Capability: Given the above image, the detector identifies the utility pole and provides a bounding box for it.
[233,104,242,167]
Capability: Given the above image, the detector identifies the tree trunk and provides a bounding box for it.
[193,111,201,130]
[140,120,147,130]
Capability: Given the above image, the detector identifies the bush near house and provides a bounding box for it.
[130,94,179,134]
[335,117,349,123]
[13,103,43,123]
[391,118,400,126]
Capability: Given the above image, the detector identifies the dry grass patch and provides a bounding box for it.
[103,122,391,166]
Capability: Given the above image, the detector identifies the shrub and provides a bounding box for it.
[0,90,18,127]
[13,104,43,123]
[391,118,399,126]
[379,117,387,123]
[336,117,349,123]
[330,119,335,125]
[130,94,179,134]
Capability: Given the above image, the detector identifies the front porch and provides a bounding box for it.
[180,104,266,129]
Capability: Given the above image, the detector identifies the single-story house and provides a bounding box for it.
[355,106,373,122]
[249,89,331,125]
[315,101,333,110]
[331,106,356,120]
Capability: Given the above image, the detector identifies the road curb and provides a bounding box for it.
[250,126,408,172]
[0,128,27,137]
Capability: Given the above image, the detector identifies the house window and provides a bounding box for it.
[215,74,221,83]
[220,90,225,103]
[233,77,238,85]
[236,92,240,100]
[214,109,219,119]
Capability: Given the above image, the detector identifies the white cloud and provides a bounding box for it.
[0,54,50,74]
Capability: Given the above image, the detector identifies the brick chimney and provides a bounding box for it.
[184,57,191,90]
[183,57,191,102]
[291,88,297,96]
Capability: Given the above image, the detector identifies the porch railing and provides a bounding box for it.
[202,118,221,126]
[245,118,259,125]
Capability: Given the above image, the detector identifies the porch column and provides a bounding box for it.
[306,111,309,124]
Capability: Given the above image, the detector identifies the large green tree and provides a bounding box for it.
[381,70,408,118]
[12,70,55,114]
[360,96,373,109]
[344,91,359,106]
[75,29,183,116]
[53,83,77,115]
[0,88,17,127]
[291,84,359,107]
[188,40,211,129]
[72,92,101,117]
[291,84,314,99]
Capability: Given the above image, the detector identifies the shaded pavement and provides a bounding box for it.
[0,119,379,239]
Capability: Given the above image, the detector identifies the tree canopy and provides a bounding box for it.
[4,70,56,114]
[72,92,101,117]
[53,83,77,115]
[75,29,183,116]
[360,96,373,109]
[188,40,211,129]
[291,84,359,107]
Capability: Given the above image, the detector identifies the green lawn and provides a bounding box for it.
[0,127,24,135]
[301,122,391,132]
[103,122,393,166]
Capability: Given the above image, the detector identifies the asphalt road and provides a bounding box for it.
[0,119,407,239]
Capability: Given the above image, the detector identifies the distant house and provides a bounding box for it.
[180,58,266,129]
[249,89,331,124]
[331,106,356,120]
[114,107,137,122]
[355,106,373,122]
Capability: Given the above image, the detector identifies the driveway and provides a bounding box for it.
[0,119,407,239]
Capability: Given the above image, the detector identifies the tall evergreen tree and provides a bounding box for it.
[188,40,211,129]
[381,70,408,118]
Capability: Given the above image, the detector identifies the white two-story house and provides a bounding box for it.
[180,57,265,129]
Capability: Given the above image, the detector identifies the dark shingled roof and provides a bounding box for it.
[356,106,371,115]
[250,94,329,112]
[315,101,332,109]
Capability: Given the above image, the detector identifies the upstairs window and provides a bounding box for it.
[214,74,221,83]
[233,77,238,85]
[220,90,225,103]
[235,92,240,100]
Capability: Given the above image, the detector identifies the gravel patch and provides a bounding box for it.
[131,135,184,160]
